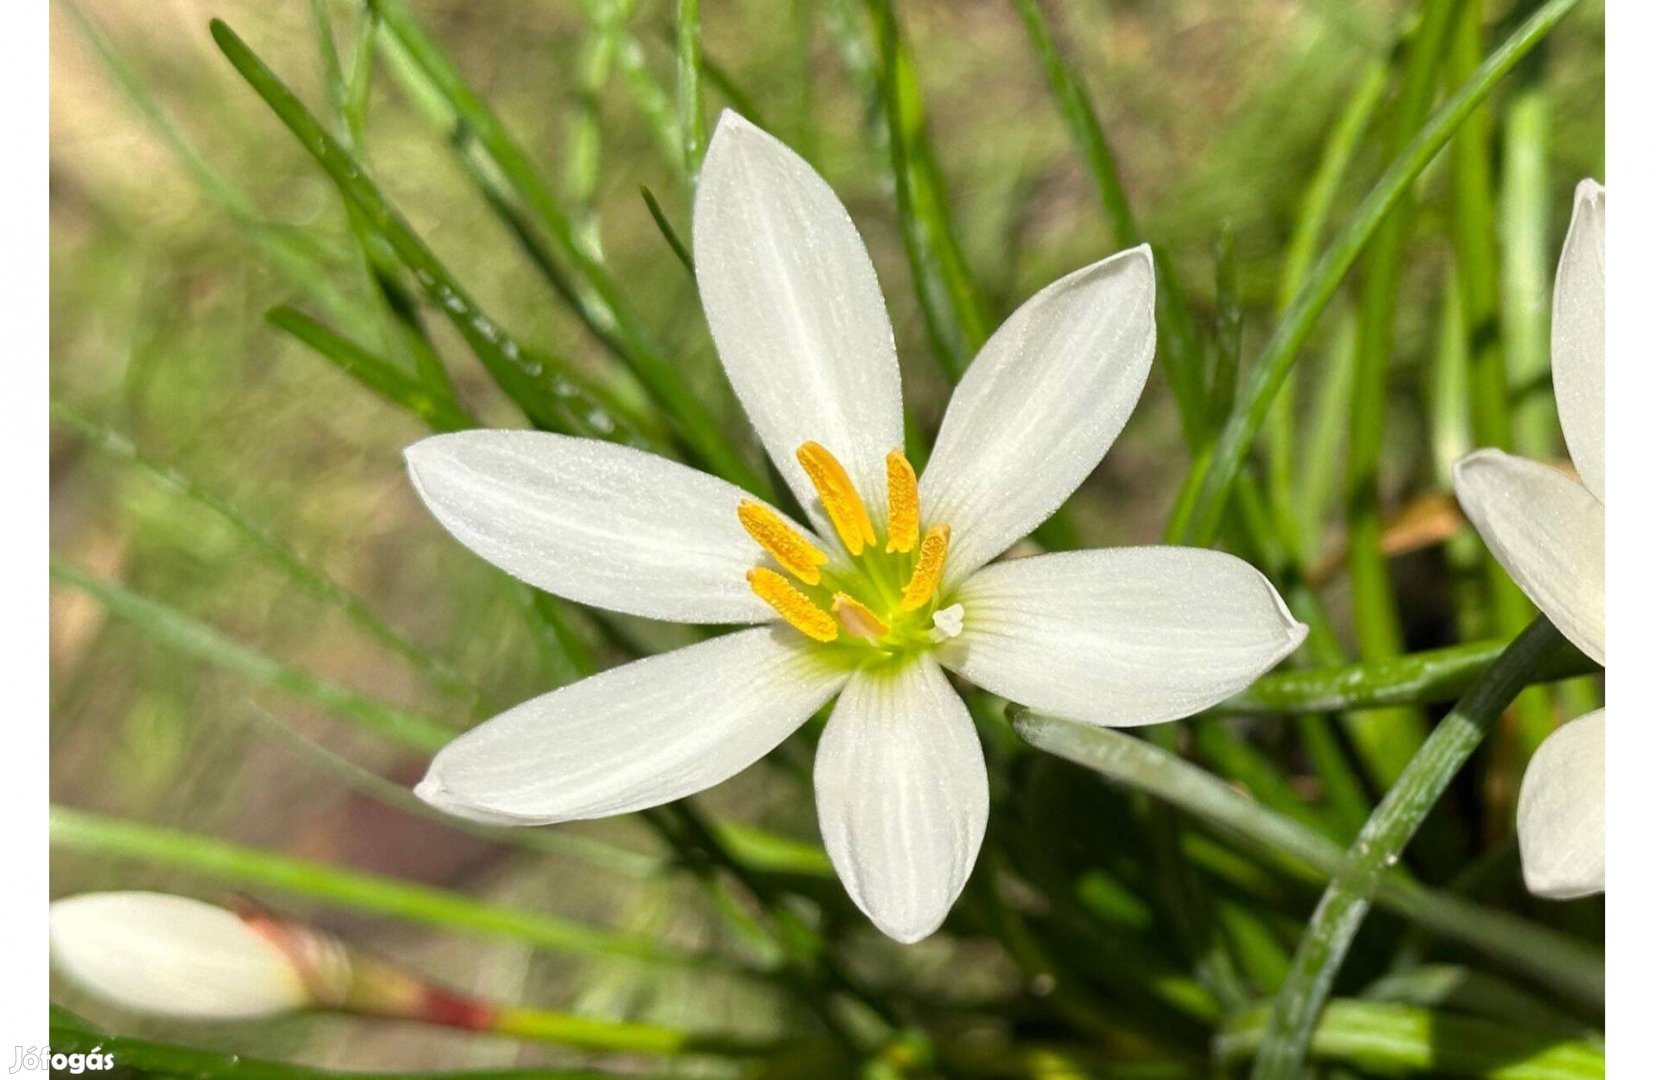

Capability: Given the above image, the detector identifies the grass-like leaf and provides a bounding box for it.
[50,805,739,973]
[51,556,458,753]
[1222,635,1599,714]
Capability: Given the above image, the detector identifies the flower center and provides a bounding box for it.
[738,443,958,658]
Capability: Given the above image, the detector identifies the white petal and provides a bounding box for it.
[1452,449,1605,664]
[692,111,904,538]
[407,429,798,624]
[919,247,1156,584]
[50,892,308,1020]
[1552,180,1605,501]
[417,627,849,824]
[1518,710,1605,900]
[941,548,1307,727]
[815,657,987,943]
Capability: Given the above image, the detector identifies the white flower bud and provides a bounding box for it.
[49,892,311,1020]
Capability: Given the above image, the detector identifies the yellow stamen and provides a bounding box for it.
[899,524,951,612]
[832,593,891,640]
[748,568,838,643]
[796,441,876,556]
[884,449,919,553]
[737,501,829,585]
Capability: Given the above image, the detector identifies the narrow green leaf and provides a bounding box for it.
[641,184,696,276]
[50,805,737,973]
[52,404,473,699]
[1445,0,1555,760]
[266,305,473,433]
[869,0,992,381]
[1265,60,1385,553]
[676,0,705,178]
[1342,0,1463,789]
[1222,635,1598,714]
[1500,80,1557,458]
[49,556,456,753]
[1010,0,1209,444]
[1211,226,1241,427]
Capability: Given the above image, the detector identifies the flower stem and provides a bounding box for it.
[1248,616,1588,1080]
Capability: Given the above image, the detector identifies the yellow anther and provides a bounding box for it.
[748,568,838,643]
[737,501,829,585]
[899,524,951,613]
[832,593,891,641]
[797,441,876,556]
[884,449,919,553]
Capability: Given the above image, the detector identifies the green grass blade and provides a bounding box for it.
[612,28,686,178]
[1267,61,1386,550]
[641,184,696,275]
[1500,78,1556,457]
[1341,0,1462,789]
[1013,712,1604,1005]
[1010,0,1209,445]
[209,18,651,445]
[1445,0,1555,760]
[1294,309,1360,556]
[1249,618,1586,1079]
[52,404,473,699]
[1219,999,1604,1078]
[50,556,456,754]
[50,806,735,973]
[1223,635,1598,714]
[869,0,992,381]
[266,305,473,433]
[1168,0,1584,546]
[1211,227,1241,427]
[676,0,705,179]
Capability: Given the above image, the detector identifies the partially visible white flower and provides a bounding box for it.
[1453,179,1606,899]
[49,892,312,1020]
[407,111,1308,943]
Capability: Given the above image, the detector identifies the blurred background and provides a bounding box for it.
[50,0,1604,1074]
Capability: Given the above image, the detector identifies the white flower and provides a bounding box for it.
[49,892,312,1020]
[407,112,1307,943]
[1453,179,1605,900]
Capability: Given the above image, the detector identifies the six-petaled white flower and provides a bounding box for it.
[1453,179,1606,900]
[407,111,1308,942]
